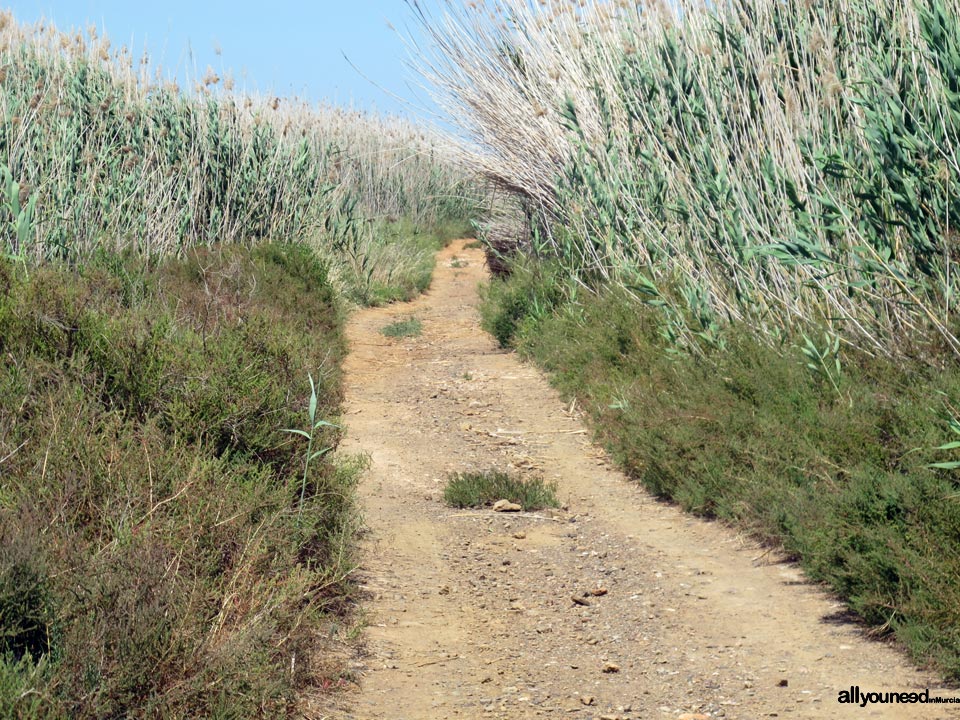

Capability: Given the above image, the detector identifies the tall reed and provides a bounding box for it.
[413,0,960,359]
[0,11,476,266]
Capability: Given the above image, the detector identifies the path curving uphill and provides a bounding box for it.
[339,240,958,720]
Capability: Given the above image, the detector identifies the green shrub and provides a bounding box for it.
[479,261,564,347]
[0,243,357,717]
[0,520,56,664]
[0,653,54,720]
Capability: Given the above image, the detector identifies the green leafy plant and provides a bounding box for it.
[1,164,37,273]
[929,408,960,470]
[801,333,843,398]
[282,374,339,521]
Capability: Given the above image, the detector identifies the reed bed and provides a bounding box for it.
[414,0,960,360]
[0,10,476,270]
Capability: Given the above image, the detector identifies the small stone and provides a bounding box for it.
[493,499,522,513]
[513,531,526,539]
[590,587,609,596]
[777,679,789,687]
[580,696,595,706]
[602,662,620,674]
[678,714,710,720]
[571,595,591,607]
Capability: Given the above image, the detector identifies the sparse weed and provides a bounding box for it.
[282,375,339,521]
[929,400,960,470]
[800,333,844,399]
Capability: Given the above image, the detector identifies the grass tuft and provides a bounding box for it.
[443,470,559,511]
[380,316,423,338]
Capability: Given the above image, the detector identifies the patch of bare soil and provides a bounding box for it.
[335,240,958,719]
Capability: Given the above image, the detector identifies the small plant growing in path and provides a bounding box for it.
[443,470,559,510]
[380,316,422,338]
[282,374,339,520]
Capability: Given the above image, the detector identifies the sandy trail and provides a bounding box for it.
[338,239,958,720]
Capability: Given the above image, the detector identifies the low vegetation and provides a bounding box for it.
[443,470,559,511]
[346,218,473,307]
[0,244,362,718]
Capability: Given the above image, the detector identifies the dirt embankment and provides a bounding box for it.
[336,240,958,720]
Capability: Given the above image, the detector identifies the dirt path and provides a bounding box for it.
[337,240,958,720]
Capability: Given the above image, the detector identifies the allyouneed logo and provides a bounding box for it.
[837,687,958,708]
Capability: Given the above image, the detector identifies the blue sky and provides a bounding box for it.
[3,1,443,117]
